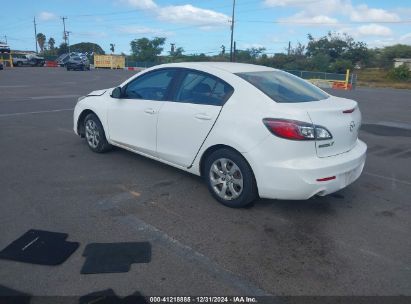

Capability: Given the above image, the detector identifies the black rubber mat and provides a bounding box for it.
[0,229,79,265]
[81,242,151,274]
[79,289,147,304]
[79,289,121,304]
[0,285,31,304]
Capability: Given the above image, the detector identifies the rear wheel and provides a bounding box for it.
[84,113,111,153]
[204,148,258,208]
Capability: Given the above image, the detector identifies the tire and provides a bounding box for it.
[66,67,70,71]
[84,113,111,153]
[204,148,258,208]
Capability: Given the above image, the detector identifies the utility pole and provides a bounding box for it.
[233,41,236,62]
[33,17,38,53]
[288,41,291,56]
[4,35,7,44]
[230,0,236,62]
[66,31,71,53]
[61,17,68,45]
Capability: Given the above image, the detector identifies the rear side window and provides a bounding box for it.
[175,71,233,106]
[236,71,329,103]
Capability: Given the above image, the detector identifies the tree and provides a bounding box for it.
[110,43,115,54]
[221,45,226,56]
[57,42,69,55]
[306,32,369,70]
[130,37,166,62]
[48,37,55,50]
[170,47,184,57]
[36,33,46,53]
[70,42,105,55]
[377,44,411,68]
[289,42,305,57]
[248,47,266,58]
[387,64,410,81]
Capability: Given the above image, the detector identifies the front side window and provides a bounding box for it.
[175,71,233,106]
[236,71,329,103]
[124,69,176,101]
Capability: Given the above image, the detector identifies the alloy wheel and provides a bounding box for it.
[209,158,244,200]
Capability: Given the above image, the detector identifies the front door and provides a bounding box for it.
[107,69,177,156]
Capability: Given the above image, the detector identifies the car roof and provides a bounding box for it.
[155,62,276,74]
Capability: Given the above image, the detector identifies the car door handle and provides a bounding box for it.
[194,113,212,121]
[144,108,156,115]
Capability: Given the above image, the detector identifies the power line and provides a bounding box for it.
[237,19,411,25]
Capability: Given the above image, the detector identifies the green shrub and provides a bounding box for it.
[387,64,410,81]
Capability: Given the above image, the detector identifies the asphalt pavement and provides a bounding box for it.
[0,67,410,298]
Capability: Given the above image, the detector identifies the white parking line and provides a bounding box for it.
[28,94,79,100]
[364,172,411,186]
[0,108,73,118]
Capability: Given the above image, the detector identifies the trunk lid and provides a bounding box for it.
[304,96,361,158]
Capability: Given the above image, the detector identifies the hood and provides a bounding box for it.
[87,89,107,97]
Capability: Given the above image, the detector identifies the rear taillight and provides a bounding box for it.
[343,108,355,114]
[263,118,332,141]
[317,176,336,182]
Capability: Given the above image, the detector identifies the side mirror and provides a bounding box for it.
[111,87,122,99]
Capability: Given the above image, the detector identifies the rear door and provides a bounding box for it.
[156,70,234,167]
[305,96,361,158]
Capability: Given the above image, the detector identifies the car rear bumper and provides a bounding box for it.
[244,139,367,200]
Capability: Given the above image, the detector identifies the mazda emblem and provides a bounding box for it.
[349,121,356,132]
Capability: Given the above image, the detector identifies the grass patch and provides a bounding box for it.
[355,68,411,89]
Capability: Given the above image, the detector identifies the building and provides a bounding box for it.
[394,58,411,70]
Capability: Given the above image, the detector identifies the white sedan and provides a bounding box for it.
[74,62,366,207]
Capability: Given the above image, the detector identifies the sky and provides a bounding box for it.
[1,0,410,55]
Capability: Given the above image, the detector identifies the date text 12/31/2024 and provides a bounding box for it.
[149,296,258,303]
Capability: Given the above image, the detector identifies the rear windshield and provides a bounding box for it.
[236,71,329,103]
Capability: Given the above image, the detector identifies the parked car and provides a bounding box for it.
[0,61,3,70]
[13,54,45,67]
[73,62,367,207]
[66,56,90,71]
[56,53,70,67]
[58,52,89,67]
[0,42,10,53]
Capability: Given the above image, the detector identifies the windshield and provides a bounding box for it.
[236,70,329,103]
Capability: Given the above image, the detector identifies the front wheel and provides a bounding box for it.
[84,113,111,153]
[204,148,258,208]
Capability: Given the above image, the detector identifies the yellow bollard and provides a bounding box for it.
[345,69,350,90]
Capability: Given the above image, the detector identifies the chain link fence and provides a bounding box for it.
[286,70,356,89]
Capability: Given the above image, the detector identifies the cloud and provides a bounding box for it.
[265,0,400,24]
[118,26,173,36]
[357,24,392,37]
[279,12,339,26]
[38,11,58,21]
[350,4,400,22]
[399,32,411,43]
[264,0,317,6]
[265,0,349,15]
[121,0,157,10]
[157,5,229,26]
[121,0,230,28]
